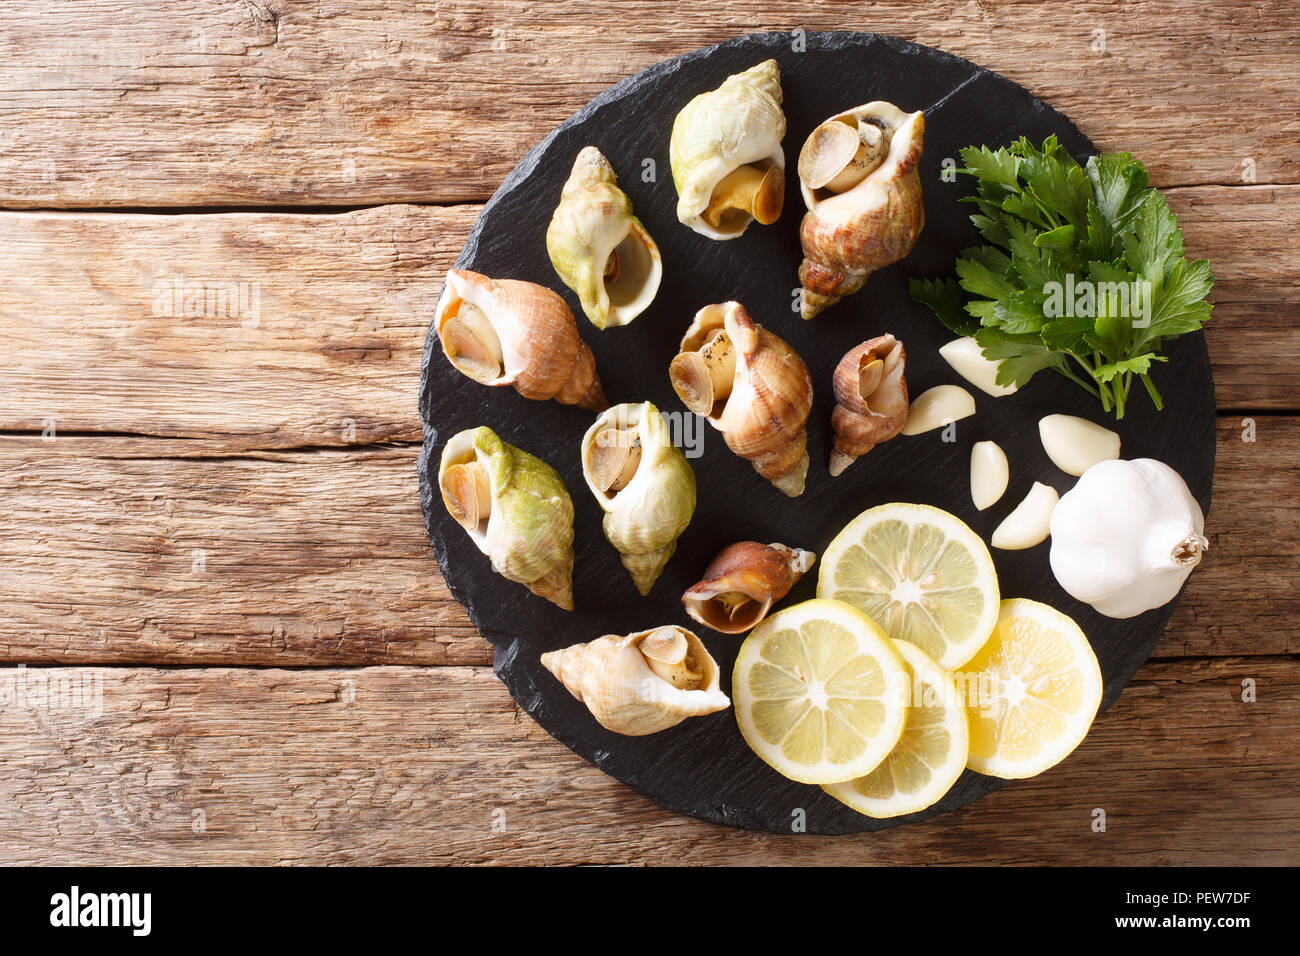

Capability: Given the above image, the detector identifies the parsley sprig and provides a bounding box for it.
[911,135,1213,419]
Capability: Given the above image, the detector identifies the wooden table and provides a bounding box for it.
[1,1,1296,865]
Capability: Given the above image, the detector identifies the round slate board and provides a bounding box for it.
[417,31,1216,833]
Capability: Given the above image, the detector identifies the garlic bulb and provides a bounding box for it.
[1049,458,1208,619]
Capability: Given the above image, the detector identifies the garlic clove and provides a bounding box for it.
[900,385,976,436]
[1038,414,1121,476]
[970,441,1009,511]
[938,337,1017,398]
[991,482,1059,550]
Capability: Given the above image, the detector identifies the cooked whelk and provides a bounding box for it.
[438,426,576,610]
[546,146,662,330]
[669,59,786,240]
[829,334,908,476]
[797,102,925,319]
[682,541,815,634]
[541,626,730,735]
[580,402,696,595]
[670,301,813,497]
[434,269,607,410]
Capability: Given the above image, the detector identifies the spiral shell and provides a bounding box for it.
[438,426,576,610]
[434,269,607,410]
[541,626,730,735]
[829,334,908,476]
[797,102,925,319]
[547,146,662,330]
[682,541,816,634]
[669,301,812,496]
[581,401,696,595]
[669,59,786,240]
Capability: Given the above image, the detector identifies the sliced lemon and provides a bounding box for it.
[822,640,970,818]
[817,502,1000,669]
[962,598,1102,779]
[732,599,909,785]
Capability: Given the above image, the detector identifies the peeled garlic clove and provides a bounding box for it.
[938,336,1018,398]
[900,385,976,436]
[1039,414,1121,477]
[991,482,1059,550]
[970,441,1009,511]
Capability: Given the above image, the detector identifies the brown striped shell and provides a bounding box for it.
[670,301,813,497]
[797,103,925,320]
[435,268,607,410]
[829,334,909,476]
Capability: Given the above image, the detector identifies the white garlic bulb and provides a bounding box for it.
[1049,458,1208,619]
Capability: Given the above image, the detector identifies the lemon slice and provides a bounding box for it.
[822,641,970,818]
[732,599,909,785]
[963,598,1102,779]
[817,502,999,669]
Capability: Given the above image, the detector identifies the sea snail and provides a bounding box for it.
[541,626,731,736]
[682,541,816,634]
[547,146,663,330]
[669,301,813,497]
[438,426,576,611]
[797,102,925,319]
[434,269,607,410]
[669,59,787,240]
[580,401,696,596]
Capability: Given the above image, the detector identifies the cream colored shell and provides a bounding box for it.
[669,59,786,240]
[580,402,696,595]
[541,626,730,735]
[546,146,662,330]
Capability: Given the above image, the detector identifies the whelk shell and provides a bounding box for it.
[541,626,730,735]
[434,269,607,410]
[797,102,925,319]
[682,541,816,634]
[438,426,576,610]
[669,301,813,497]
[829,334,908,477]
[669,59,786,240]
[546,146,662,330]
[580,402,696,596]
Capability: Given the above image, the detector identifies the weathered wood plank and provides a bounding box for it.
[0,1,1296,207]
[0,440,479,666]
[0,657,1292,864]
[0,188,1294,453]
[0,416,1293,667]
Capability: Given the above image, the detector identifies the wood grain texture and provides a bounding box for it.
[0,657,1293,865]
[0,186,1295,454]
[0,416,1292,667]
[0,1,1296,207]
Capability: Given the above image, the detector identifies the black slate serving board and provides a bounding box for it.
[417,31,1216,834]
